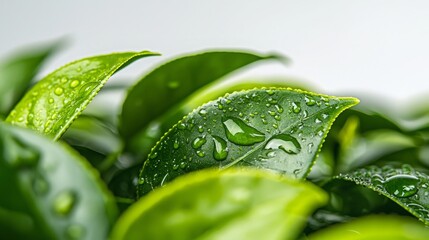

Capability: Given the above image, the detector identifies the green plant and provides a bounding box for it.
[1,42,429,239]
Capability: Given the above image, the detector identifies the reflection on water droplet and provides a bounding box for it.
[138,177,145,185]
[264,134,301,154]
[53,190,76,216]
[54,87,64,96]
[196,150,205,157]
[149,152,158,159]
[65,224,85,240]
[315,118,322,124]
[305,96,316,106]
[292,102,301,113]
[266,89,274,95]
[222,117,265,145]
[192,136,206,149]
[173,139,180,149]
[198,126,204,133]
[212,136,228,161]
[70,80,80,88]
[199,109,207,116]
[48,98,54,104]
[384,175,419,198]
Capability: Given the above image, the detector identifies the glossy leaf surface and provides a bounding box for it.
[120,51,284,140]
[307,215,429,240]
[112,168,327,240]
[138,88,358,195]
[0,121,117,239]
[6,51,158,140]
[336,164,429,225]
[0,42,59,116]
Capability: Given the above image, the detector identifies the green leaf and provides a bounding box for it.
[111,168,327,240]
[138,88,358,196]
[6,51,158,140]
[0,121,117,239]
[306,215,429,240]
[0,41,60,116]
[336,164,429,225]
[120,50,285,140]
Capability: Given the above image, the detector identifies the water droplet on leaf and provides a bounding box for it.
[264,134,301,154]
[53,190,76,216]
[54,87,64,96]
[212,136,228,161]
[192,136,206,149]
[384,175,419,198]
[222,117,265,145]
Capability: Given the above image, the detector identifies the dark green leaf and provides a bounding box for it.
[307,215,429,240]
[111,168,327,240]
[6,51,158,140]
[120,50,285,140]
[0,121,117,239]
[138,88,358,196]
[0,42,60,116]
[336,164,429,225]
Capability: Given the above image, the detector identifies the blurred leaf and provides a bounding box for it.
[336,164,429,225]
[0,41,60,116]
[111,168,327,240]
[61,115,121,171]
[138,88,358,196]
[0,121,117,239]
[120,50,286,141]
[306,215,429,240]
[6,51,158,140]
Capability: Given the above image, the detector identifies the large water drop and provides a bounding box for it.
[222,117,265,145]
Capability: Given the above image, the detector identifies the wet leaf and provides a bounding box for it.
[111,168,327,240]
[0,42,60,116]
[336,164,429,225]
[138,88,358,195]
[307,215,429,240]
[0,121,117,239]
[120,50,285,141]
[6,51,158,140]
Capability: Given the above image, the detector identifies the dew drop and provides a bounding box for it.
[212,136,228,161]
[48,98,54,104]
[264,134,301,154]
[292,102,301,113]
[199,109,208,116]
[32,176,50,195]
[173,139,180,149]
[53,190,76,216]
[70,80,80,88]
[384,175,419,198]
[138,177,145,185]
[54,87,64,96]
[266,89,274,95]
[198,126,204,133]
[196,150,205,157]
[222,117,265,145]
[149,152,158,159]
[305,96,316,106]
[192,136,206,149]
[315,118,322,124]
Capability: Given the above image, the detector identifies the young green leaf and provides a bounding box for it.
[0,42,60,116]
[6,51,158,140]
[120,50,285,140]
[0,121,117,240]
[138,88,359,196]
[307,215,429,240]
[111,168,327,240]
[336,164,429,225]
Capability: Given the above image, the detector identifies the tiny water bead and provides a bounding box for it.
[212,136,228,161]
[305,96,316,106]
[222,117,265,145]
[192,136,206,149]
[384,175,419,198]
[53,190,77,216]
[291,102,301,113]
[54,87,64,96]
[70,80,80,88]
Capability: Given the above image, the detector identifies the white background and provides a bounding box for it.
[1,0,429,109]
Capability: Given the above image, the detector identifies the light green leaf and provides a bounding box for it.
[138,88,358,196]
[307,215,429,240]
[0,121,117,240]
[0,42,60,116]
[120,50,285,140]
[6,51,158,140]
[336,164,429,225]
[111,168,327,240]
